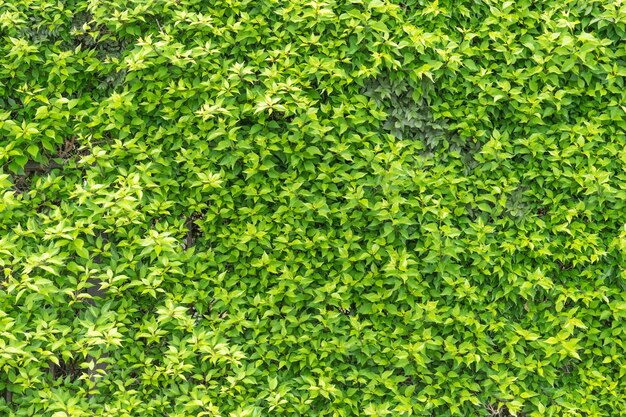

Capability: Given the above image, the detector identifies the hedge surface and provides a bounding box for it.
[1,0,626,416]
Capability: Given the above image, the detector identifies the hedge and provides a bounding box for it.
[1,0,626,416]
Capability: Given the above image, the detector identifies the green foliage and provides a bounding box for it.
[1,0,626,416]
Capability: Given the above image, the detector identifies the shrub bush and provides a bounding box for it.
[1,0,626,416]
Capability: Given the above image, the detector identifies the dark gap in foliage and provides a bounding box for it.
[183,210,206,250]
[95,69,129,93]
[6,136,88,193]
[362,75,447,146]
[21,10,131,62]
[49,357,82,383]
[459,140,482,174]
[0,268,8,287]
[2,388,11,405]
[556,260,573,271]
[485,404,526,417]
[504,185,556,225]
[362,73,478,168]
[83,231,109,397]
[561,360,575,375]
[8,161,63,194]
[329,302,357,316]
[187,303,204,325]
[505,186,529,221]
[267,112,296,124]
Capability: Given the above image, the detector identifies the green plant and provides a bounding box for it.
[1,0,626,416]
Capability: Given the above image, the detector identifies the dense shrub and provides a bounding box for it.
[1,0,626,416]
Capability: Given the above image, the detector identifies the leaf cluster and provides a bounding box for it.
[1,0,626,416]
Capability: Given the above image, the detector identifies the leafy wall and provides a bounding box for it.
[1,0,626,416]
